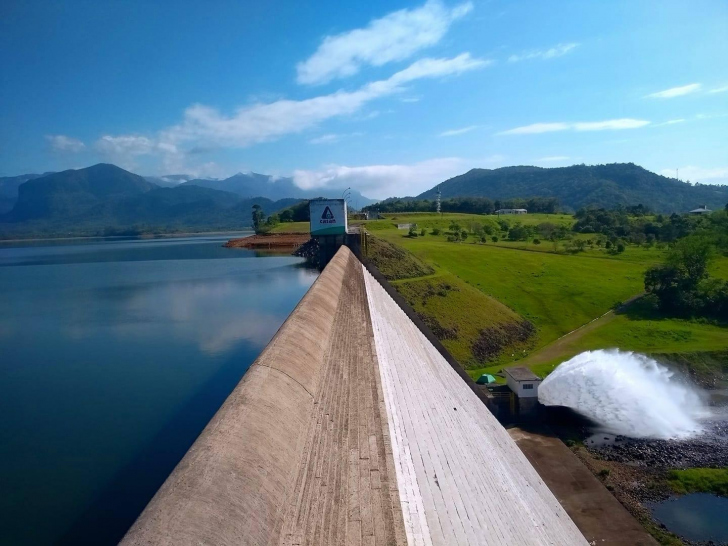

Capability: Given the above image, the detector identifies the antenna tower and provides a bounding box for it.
[436,186,441,214]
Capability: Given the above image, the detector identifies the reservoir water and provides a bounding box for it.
[0,235,318,545]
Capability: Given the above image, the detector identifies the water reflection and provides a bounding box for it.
[0,235,317,545]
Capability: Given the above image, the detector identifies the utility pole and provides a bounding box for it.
[436,185,441,215]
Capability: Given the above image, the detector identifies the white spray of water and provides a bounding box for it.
[538,350,709,440]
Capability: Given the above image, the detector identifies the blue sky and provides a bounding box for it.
[1,0,726,198]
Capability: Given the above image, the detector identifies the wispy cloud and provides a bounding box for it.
[401,96,421,103]
[645,83,701,99]
[654,118,686,127]
[507,43,578,63]
[500,118,650,135]
[309,132,362,144]
[708,85,728,94]
[46,134,85,152]
[439,125,477,137]
[296,0,473,85]
[293,157,466,198]
[659,166,728,184]
[159,54,488,149]
[537,156,570,162]
[96,54,487,172]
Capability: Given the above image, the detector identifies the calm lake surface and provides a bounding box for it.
[0,235,318,545]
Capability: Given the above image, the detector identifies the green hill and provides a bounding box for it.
[417,163,728,213]
[5,164,156,221]
[0,164,302,239]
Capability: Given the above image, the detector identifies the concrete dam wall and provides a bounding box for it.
[121,246,587,546]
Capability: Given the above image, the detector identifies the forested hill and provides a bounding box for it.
[0,164,302,239]
[417,163,728,213]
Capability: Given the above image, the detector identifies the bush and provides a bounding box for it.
[491,236,498,243]
[616,242,625,253]
[431,227,441,236]
[420,228,426,236]
[533,239,540,245]
[480,236,487,243]
[461,230,469,240]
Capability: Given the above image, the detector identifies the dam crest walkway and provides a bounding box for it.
[121,246,587,546]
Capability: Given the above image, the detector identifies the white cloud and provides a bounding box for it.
[508,43,578,63]
[499,122,569,135]
[293,157,466,198]
[296,0,473,85]
[654,118,686,126]
[708,85,728,94]
[572,119,650,131]
[645,83,701,99]
[439,125,477,137]
[96,135,159,156]
[537,156,570,162]
[309,133,342,144]
[159,53,488,149]
[500,118,650,135]
[401,96,421,103]
[309,132,363,144]
[660,166,728,184]
[46,134,85,152]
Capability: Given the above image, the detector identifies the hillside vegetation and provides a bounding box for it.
[416,163,728,213]
[357,212,728,379]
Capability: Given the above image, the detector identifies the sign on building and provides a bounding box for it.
[309,199,348,236]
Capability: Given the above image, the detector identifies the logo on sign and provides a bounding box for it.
[320,206,336,224]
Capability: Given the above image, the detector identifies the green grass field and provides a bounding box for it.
[358,212,728,379]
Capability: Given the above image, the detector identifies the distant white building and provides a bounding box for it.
[689,205,711,215]
[503,367,542,398]
[495,209,527,215]
[397,223,414,229]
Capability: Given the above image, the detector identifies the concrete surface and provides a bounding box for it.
[121,247,588,545]
[508,427,658,546]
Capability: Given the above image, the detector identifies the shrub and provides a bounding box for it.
[491,236,498,243]
[533,239,540,245]
[420,228,426,236]
[461,230,469,241]
[431,227,442,236]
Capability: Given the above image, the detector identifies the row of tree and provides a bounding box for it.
[573,205,728,244]
[363,196,560,215]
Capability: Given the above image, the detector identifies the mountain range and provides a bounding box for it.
[173,172,375,207]
[0,164,307,238]
[416,163,728,213]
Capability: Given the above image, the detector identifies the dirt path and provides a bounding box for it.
[521,293,643,367]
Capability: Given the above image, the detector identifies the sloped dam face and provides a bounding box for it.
[121,246,588,546]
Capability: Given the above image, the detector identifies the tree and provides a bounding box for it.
[533,239,540,245]
[252,204,265,234]
[408,225,418,237]
[460,230,469,241]
[431,227,442,236]
[491,236,498,243]
[666,236,714,285]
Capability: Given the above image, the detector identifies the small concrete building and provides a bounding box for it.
[496,208,527,215]
[504,366,542,398]
[689,205,711,215]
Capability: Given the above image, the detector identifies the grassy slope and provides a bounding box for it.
[668,468,728,496]
[270,221,309,233]
[359,213,728,379]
